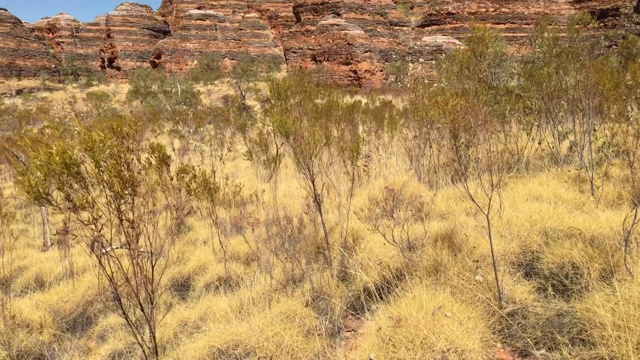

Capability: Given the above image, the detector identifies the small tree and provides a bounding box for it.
[555,14,617,200]
[85,90,117,119]
[185,164,251,281]
[386,61,410,87]
[613,36,640,275]
[59,54,88,83]
[433,25,518,307]
[267,73,337,273]
[404,80,450,188]
[126,68,202,125]
[188,53,224,85]
[520,18,569,166]
[13,118,185,360]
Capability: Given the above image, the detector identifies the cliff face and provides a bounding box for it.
[100,3,170,74]
[155,0,640,86]
[29,3,170,76]
[153,2,285,72]
[1,0,639,86]
[0,8,56,78]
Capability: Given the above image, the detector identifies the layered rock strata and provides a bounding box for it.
[0,0,638,86]
[32,13,93,74]
[0,8,56,78]
[99,3,170,74]
[153,4,285,72]
[30,3,170,75]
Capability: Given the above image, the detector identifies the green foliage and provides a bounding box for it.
[231,54,281,85]
[13,118,188,359]
[618,34,640,69]
[188,53,224,85]
[396,3,412,17]
[266,72,337,270]
[263,72,376,274]
[386,61,410,87]
[126,68,202,124]
[432,25,518,183]
[85,90,117,119]
[403,81,448,187]
[184,163,252,278]
[423,25,521,307]
[78,71,108,89]
[188,53,282,86]
[59,54,90,84]
[520,18,572,165]
[437,24,512,92]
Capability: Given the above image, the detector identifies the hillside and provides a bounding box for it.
[2,20,640,359]
[0,0,639,86]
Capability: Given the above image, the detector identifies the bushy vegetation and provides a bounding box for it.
[1,17,640,359]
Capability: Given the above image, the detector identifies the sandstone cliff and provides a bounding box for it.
[0,8,56,78]
[0,0,639,86]
[30,3,170,76]
[153,3,285,72]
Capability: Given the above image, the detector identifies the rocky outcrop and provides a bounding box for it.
[30,3,170,75]
[100,3,170,74]
[411,0,637,48]
[32,13,82,55]
[152,3,285,73]
[155,0,640,86]
[0,0,639,86]
[0,8,56,78]
[31,13,95,74]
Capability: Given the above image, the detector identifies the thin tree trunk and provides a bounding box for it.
[311,179,334,274]
[0,218,15,360]
[41,207,51,251]
[485,212,504,308]
[149,320,160,360]
[623,206,639,276]
[587,114,596,199]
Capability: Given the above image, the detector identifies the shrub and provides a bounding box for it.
[188,53,224,85]
[126,68,202,124]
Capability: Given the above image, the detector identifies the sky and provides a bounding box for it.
[0,0,162,23]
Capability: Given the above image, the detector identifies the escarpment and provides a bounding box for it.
[0,8,56,78]
[99,3,170,74]
[0,0,638,86]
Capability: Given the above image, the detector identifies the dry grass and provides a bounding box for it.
[1,159,632,359]
[578,277,640,359]
[352,281,493,360]
[2,82,640,359]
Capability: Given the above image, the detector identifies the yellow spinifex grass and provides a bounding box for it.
[579,276,640,360]
[353,280,493,360]
[171,296,322,360]
[4,71,640,360]
[2,146,635,359]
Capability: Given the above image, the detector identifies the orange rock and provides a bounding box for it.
[495,344,516,360]
[0,8,56,78]
[1,0,638,85]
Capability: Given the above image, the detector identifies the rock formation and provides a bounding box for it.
[0,8,56,78]
[29,3,170,76]
[99,3,170,74]
[152,4,285,72]
[0,0,639,86]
